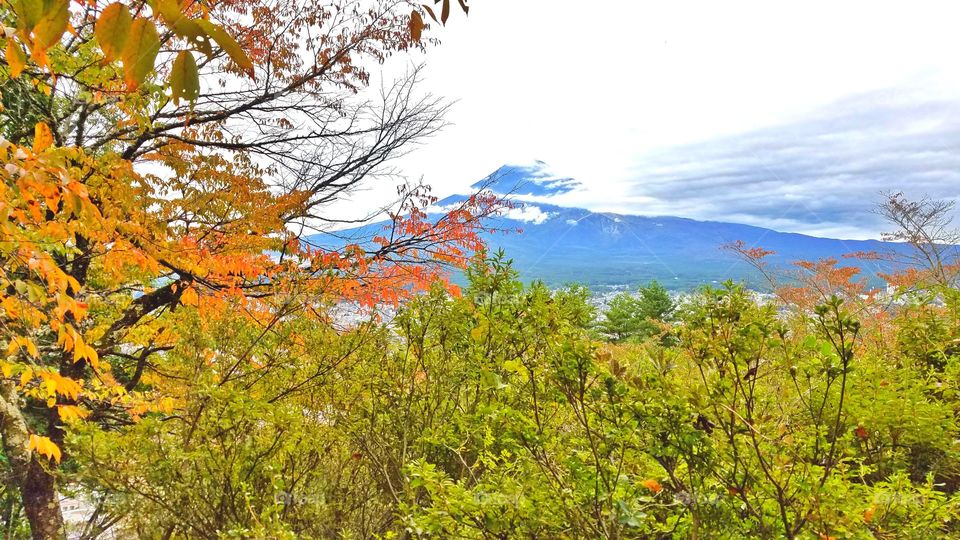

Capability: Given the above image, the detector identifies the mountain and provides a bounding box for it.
[315,162,909,290]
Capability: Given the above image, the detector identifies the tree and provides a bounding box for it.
[599,281,675,342]
[877,192,960,289]
[876,193,960,370]
[636,280,675,322]
[61,222,960,537]
[0,0,495,536]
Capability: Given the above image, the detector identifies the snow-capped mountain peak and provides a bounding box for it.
[470,161,582,198]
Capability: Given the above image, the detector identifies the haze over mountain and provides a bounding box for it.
[319,162,909,290]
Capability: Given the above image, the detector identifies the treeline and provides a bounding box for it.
[2,0,959,536]
[60,232,960,538]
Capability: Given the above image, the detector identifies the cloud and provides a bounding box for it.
[386,1,960,240]
[574,88,960,239]
[429,87,960,240]
[502,205,554,225]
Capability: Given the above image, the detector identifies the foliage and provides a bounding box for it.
[3,0,959,537]
[65,248,960,538]
[0,0,495,536]
[598,281,675,343]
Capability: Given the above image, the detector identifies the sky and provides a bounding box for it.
[380,0,960,240]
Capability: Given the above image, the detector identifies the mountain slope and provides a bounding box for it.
[315,163,908,290]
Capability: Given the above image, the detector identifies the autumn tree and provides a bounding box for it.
[877,191,960,289]
[872,193,960,371]
[0,0,486,537]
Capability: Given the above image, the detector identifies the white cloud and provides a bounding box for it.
[382,0,960,239]
[502,205,554,225]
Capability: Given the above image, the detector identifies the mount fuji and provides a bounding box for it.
[316,162,907,290]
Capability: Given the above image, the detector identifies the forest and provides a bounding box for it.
[1,0,959,538]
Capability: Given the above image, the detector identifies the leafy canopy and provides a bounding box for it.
[0,0,488,536]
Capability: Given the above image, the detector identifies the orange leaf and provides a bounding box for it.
[640,478,663,494]
[33,122,53,152]
[409,10,424,41]
[180,286,199,306]
[57,405,89,423]
[28,434,62,463]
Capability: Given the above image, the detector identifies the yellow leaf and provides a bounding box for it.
[20,368,33,388]
[57,405,89,423]
[44,372,81,399]
[22,337,38,358]
[154,396,175,414]
[31,0,69,54]
[57,325,74,350]
[42,378,56,396]
[33,122,53,152]
[70,338,98,367]
[65,275,81,294]
[121,18,160,90]
[28,434,61,463]
[94,3,132,62]
[169,50,200,105]
[4,40,27,78]
[83,343,99,368]
[196,19,253,78]
[12,0,43,31]
[155,0,203,41]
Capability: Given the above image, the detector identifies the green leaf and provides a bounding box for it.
[503,359,524,374]
[121,17,160,90]
[470,321,487,342]
[196,19,253,78]
[479,370,507,391]
[95,3,132,63]
[169,50,200,105]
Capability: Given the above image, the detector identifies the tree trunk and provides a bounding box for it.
[0,382,64,539]
[21,459,64,540]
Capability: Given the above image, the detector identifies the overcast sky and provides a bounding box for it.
[384,0,960,240]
